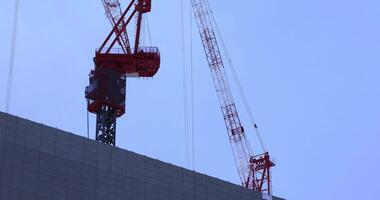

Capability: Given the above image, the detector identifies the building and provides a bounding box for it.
[0,111,284,200]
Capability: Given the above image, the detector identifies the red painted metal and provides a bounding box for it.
[101,0,132,54]
[191,0,275,195]
[95,0,160,78]
[94,47,160,77]
[247,152,275,194]
[87,0,160,114]
[85,0,159,146]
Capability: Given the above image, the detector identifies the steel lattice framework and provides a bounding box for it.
[101,0,132,54]
[191,0,275,195]
[86,0,160,146]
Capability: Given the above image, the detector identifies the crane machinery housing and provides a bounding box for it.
[191,0,275,195]
[85,0,160,146]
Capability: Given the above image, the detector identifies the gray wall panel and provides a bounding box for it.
[0,112,285,200]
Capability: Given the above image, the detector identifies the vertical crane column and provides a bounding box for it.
[191,0,275,195]
[86,67,126,145]
[85,0,160,146]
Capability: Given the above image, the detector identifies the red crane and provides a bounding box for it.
[85,0,160,146]
[101,0,132,54]
[191,0,275,195]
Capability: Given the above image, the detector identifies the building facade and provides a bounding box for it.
[0,112,284,200]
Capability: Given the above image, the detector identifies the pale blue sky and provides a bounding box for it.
[1,0,379,199]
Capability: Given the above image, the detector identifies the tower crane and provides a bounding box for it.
[85,0,160,146]
[191,0,275,195]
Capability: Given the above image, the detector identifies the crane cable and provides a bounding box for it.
[5,0,20,113]
[204,0,267,152]
[145,15,152,46]
[86,100,90,139]
[181,0,191,168]
[189,0,195,171]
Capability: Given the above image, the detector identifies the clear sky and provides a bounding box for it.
[1,0,379,199]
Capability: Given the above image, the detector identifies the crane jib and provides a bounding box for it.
[191,0,275,195]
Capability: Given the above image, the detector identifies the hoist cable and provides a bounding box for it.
[5,0,20,113]
[87,100,90,139]
[189,0,195,171]
[145,15,152,46]
[142,15,146,46]
[204,0,267,152]
[181,0,191,168]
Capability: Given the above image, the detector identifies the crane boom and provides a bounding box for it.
[191,0,275,195]
[102,0,132,54]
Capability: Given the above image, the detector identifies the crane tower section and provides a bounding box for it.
[191,0,275,194]
[85,0,160,146]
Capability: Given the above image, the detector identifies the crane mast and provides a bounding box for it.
[191,0,275,195]
[85,0,160,146]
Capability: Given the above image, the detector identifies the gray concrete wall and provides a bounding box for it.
[0,112,284,200]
